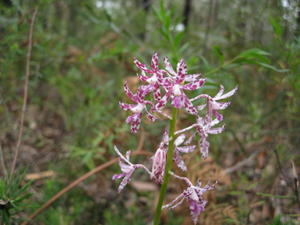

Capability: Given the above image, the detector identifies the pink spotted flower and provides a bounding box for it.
[163,172,215,224]
[173,134,196,171]
[134,53,165,101]
[119,82,156,133]
[151,131,196,183]
[176,117,225,158]
[112,146,150,192]
[150,130,168,184]
[155,57,206,115]
[191,85,238,121]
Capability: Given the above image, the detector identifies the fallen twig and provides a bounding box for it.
[25,171,55,181]
[21,150,151,225]
[224,150,262,174]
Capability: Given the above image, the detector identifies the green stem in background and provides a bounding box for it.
[153,108,178,225]
[206,56,239,76]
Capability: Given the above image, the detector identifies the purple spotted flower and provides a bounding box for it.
[119,82,156,133]
[173,134,196,171]
[114,53,237,224]
[191,85,238,121]
[155,57,205,115]
[194,117,225,158]
[151,131,196,179]
[163,173,215,224]
[176,117,225,158]
[150,131,168,184]
[112,146,150,192]
[134,53,165,101]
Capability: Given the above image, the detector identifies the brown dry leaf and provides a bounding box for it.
[196,204,238,225]
[99,32,119,46]
[66,45,83,62]
[25,170,55,180]
[130,181,158,192]
[256,151,267,169]
[223,205,237,220]
[67,45,82,57]
[198,204,223,225]
[188,154,231,186]
[124,76,140,91]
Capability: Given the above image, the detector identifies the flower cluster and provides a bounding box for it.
[114,53,237,224]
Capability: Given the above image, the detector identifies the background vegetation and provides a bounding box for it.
[0,0,299,224]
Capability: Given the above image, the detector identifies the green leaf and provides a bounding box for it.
[257,62,289,72]
[212,45,224,64]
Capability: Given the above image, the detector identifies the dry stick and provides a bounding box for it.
[10,8,38,175]
[136,129,146,152]
[21,150,151,225]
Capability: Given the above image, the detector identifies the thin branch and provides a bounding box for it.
[0,145,7,176]
[224,150,262,174]
[10,7,38,175]
[291,160,300,210]
[21,151,151,225]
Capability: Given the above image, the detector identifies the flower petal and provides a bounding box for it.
[151,52,159,70]
[126,113,142,133]
[185,74,201,82]
[164,57,176,76]
[155,95,168,111]
[199,138,209,159]
[124,82,138,102]
[146,111,156,122]
[118,169,135,192]
[215,86,238,100]
[153,87,162,101]
[138,71,148,82]
[112,173,125,180]
[183,96,198,115]
[214,85,224,98]
[119,102,134,111]
[176,59,187,83]
[182,79,206,91]
[172,95,185,109]
[174,150,187,171]
[188,199,207,225]
[134,58,153,74]
[208,125,224,134]
[175,134,186,146]
[176,145,196,153]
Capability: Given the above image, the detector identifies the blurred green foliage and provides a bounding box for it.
[0,171,31,224]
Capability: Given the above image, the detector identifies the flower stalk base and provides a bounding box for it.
[153,108,177,225]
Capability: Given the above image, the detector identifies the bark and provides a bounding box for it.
[136,0,153,40]
[296,0,300,36]
[183,0,192,30]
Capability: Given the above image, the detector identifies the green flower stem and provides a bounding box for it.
[153,108,178,225]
